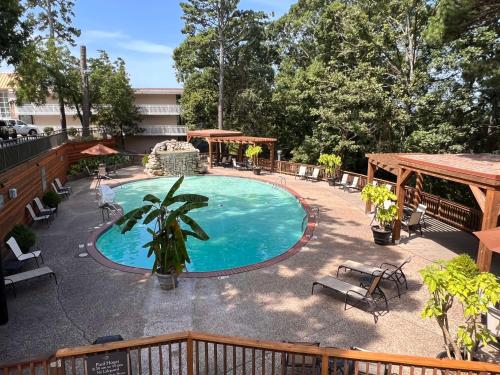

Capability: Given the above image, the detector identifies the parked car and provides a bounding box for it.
[4,119,39,136]
[0,119,18,140]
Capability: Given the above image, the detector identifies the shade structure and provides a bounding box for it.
[473,227,500,253]
[80,143,119,156]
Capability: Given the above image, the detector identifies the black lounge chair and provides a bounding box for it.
[312,270,388,316]
[337,257,411,298]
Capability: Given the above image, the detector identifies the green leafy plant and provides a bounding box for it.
[318,154,342,178]
[142,154,149,167]
[67,127,78,137]
[43,126,54,136]
[4,224,35,253]
[245,145,263,167]
[420,255,500,360]
[361,185,398,228]
[42,190,62,208]
[117,176,209,275]
[68,155,129,175]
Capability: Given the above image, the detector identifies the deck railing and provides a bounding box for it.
[1,331,498,375]
[255,159,483,233]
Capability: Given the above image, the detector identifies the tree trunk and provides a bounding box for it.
[46,0,55,39]
[487,94,498,151]
[218,36,224,130]
[58,92,67,132]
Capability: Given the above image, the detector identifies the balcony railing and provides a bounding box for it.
[138,104,181,115]
[1,331,498,375]
[140,125,187,136]
[16,104,182,116]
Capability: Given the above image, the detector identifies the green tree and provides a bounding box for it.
[0,0,31,65]
[175,1,275,134]
[91,52,142,148]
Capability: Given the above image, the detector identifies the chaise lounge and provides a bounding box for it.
[6,237,44,267]
[4,266,57,297]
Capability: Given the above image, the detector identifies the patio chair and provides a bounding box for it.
[55,177,72,194]
[34,197,56,217]
[6,237,44,267]
[342,176,359,192]
[402,210,423,237]
[312,270,388,313]
[85,165,97,177]
[338,173,349,189]
[384,184,393,192]
[4,266,56,297]
[296,165,307,179]
[307,167,321,182]
[347,347,389,375]
[283,341,320,374]
[372,180,378,186]
[26,203,52,225]
[416,203,427,227]
[337,257,411,298]
[232,158,245,170]
[51,182,69,198]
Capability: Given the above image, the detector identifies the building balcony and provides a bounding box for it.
[16,103,181,116]
[140,124,187,136]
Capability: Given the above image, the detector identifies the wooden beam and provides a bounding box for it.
[413,173,424,207]
[208,141,213,169]
[469,185,486,212]
[269,142,275,173]
[392,168,414,243]
[476,189,500,271]
[365,162,376,214]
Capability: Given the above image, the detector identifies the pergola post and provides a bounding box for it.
[365,161,376,214]
[476,189,500,271]
[392,168,413,244]
[269,142,275,173]
[413,173,424,207]
[208,141,213,169]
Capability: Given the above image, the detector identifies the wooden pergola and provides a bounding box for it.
[366,153,500,272]
[187,129,277,171]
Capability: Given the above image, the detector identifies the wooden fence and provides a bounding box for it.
[256,159,483,233]
[1,331,498,375]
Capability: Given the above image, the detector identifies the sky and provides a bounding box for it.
[1,0,297,88]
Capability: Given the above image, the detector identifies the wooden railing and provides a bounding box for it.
[256,159,483,232]
[1,331,498,375]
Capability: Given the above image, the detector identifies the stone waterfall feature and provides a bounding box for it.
[145,140,204,176]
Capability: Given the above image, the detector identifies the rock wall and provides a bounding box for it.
[145,140,202,176]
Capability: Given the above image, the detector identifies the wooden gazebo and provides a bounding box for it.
[187,129,277,171]
[366,153,500,272]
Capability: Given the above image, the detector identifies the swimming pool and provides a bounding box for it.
[96,176,308,273]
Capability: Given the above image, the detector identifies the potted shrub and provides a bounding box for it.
[43,126,54,136]
[420,255,500,360]
[4,225,36,253]
[318,154,342,185]
[117,176,209,290]
[43,190,62,211]
[360,185,397,245]
[245,145,263,175]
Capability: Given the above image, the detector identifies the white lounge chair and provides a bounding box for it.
[416,203,427,227]
[338,173,349,189]
[26,203,51,225]
[55,178,72,194]
[402,210,423,237]
[34,197,56,217]
[307,167,321,182]
[4,266,56,297]
[385,184,393,192]
[372,180,378,186]
[52,182,69,198]
[343,176,359,192]
[6,237,44,267]
[296,165,307,179]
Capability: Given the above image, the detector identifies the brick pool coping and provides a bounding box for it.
[86,174,317,278]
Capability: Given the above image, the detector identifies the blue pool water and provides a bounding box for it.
[96,176,307,272]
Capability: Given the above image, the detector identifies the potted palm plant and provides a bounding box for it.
[318,154,342,185]
[360,184,397,245]
[117,176,209,290]
[245,145,263,175]
[420,255,500,360]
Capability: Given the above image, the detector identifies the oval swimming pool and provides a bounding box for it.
[95,176,308,272]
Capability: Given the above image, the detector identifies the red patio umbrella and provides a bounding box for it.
[473,227,500,253]
[80,143,119,156]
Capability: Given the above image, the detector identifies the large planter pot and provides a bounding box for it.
[487,304,500,338]
[371,225,392,245]
[253,167,262,175]
[156,272,179,290]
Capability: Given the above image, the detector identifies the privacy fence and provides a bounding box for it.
[1,331,498,375]
[255,159,483,233]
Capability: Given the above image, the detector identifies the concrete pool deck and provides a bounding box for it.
[1,166,498,363]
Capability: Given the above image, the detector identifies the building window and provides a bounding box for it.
[0,91,9,117]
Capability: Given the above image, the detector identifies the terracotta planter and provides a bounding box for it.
[371,225,391,245]
[156,272,179,290]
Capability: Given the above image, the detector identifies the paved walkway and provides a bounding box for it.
[1,166,497,363]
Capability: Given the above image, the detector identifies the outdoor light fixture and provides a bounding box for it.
[8,188,17,199]
[277,150,282,161]
[0,194,4,209]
